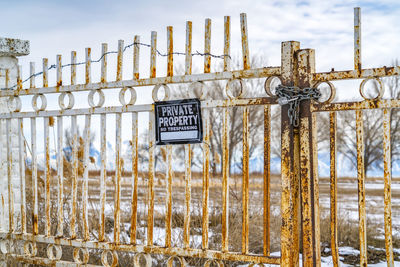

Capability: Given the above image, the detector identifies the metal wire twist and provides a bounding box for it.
[2,41,231,90]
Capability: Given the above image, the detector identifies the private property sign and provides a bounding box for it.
[154,99,203,145]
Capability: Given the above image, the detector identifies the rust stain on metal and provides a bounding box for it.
[382,108,394,266]
[165,145,173,248]
[356,110,367,266]
[101,44,107,83]
[130,112,138,244]
[71,51,77,85]
[56,55,62,87]
[354,7,361,76]
[116,40,124,81]
[167,26,173,77]
[43,58,48,88]
[204,19,211,73]
[240,13,250,70]
[329,112,339,267]
[221,107,229,252]
[224,16,231,72]
[85,48,91,84]
[202,109,210,250]
[185,22,192,75]
[183,144,192,249]
[150,31,157,79]
[133,35,140,79]
[147,110,155,246]
[114,113,122,244]
[44,117,51,236]
[242,106,249,254]
[263,105,271,256]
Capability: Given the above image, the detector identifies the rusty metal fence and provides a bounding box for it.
[0,7,398,267]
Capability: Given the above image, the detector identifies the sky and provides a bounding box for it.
[1,0,400,152]
[2,0,400,80]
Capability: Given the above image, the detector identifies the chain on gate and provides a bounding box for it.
[275,85,321,127]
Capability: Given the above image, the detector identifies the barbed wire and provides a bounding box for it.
[2,41,231,90]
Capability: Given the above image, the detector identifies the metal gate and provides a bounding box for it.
[0,7,398,267]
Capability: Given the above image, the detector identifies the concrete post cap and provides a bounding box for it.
[0,37,29,57]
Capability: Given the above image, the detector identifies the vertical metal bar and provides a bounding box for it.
[183,23,192,249]
[147,110,155,246]
[5,70,9,89]
[30,118,38,235]
[99,114,106,242]
[165,144,173,248]
[6,119,14,232]
[185,22,192,75]
[204,18,211,73]
[164,26,174,248]
[298,49,321,267]
[30,62,35,88]
[222,105,230,252]
[0,120,3,232]
[57,116,64,237]
[354,7,361,76]
[56,55,62,87]
[43,59,48,88]
[242,106,249,254]
[114,113,122,244]
[201,108,210,250]
[85,48,91,84]
[167,26,173,77]
[116,40,124,81]
[18,118,26,234]
[133,35,140,80]
[150,31,157,78]
[224,16,231,72]
[329,112,339,267]
[101,44,107,83]
[382,109,394,267]
[44,117,51,236]
[183,144,191,249]
[17,66,22,90]
[280,41,300,267]
[356,110,367,266]
[130,112,138,244]
[71,51,77,85]
[70,115,78,239]
[240,13,250,70]
[82,115,91,240]
[263,105,271,256]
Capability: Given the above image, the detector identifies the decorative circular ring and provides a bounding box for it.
[24,241,37,256]
[204,259,225,267]
[59,92,75,110]
[101,250,118,267]
[225,78,247,99]
[32,94,47,112]
[188,81,208,99]
[133,253,152,267]
[88,89,105,108]
[73,247,89,264]
[249,263,265,267]
[7,96,22,112]
[47,244,62,260]
[119,87,137,106]
[264,76,282,97]
[359,77,384,100]
[152,84,170,102]
[166,255,187,267]
[0,240,9,254]
[312,81,336,103]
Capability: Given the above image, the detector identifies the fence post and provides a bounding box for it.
[0,38,30,235]
[280,41,301,267]
[297,49,321,267]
